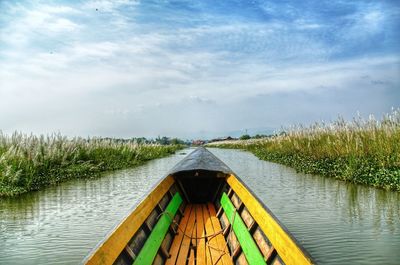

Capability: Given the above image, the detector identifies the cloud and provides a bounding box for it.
[0,0,399,138]
[341,6,385,39]
[46,17,80,32]
[0,3,81,47]
[83,0,139,12]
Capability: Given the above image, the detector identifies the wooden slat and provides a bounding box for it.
[133,192,183,265]
[203,204,215,265]
[248,221,257,234]
[207,203,233,265]
[166,205,192,265]
[226,227,240,258]
[216,206,223,218]
[204,204,222,265]
[253,228,272,259]
[124,245,135,260]
[188,248,195,265]
[189,221,197,265]
[232,245,242,260]
[165,203,237,265]
[191,212,197,249]
[160,245,171,259]
[84,176,175,265]
[226,175,314,265]
[175,204,196,265]
[221,193,266,265]
[266,247,277,264]
[196,205,206,265]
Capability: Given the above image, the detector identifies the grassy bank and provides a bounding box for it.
[208,110,400,191]
[0,132,183,196]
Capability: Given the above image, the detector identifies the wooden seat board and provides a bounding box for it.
[166,205,193,265]
[207,203,233,265]
[191,213,197,249]
[176,204,197,265]
[189,221,196,264]
[188,248,195,265]
[203,204,220,265]
[168,203,233,265]
[196,205,207,265]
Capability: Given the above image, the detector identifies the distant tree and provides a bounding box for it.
[239,134,251,140]
[133,137,147,144]
[155,136,169,145]
[164,137,171,144]
[170,138,185,145]
[253,134,270,139]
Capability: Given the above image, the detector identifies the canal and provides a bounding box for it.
[1,148,399,264]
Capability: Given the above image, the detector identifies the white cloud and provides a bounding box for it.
[46,18,80,32]
[340,4,387,40]
[294,19,323,30]
[38,5,81,15]
[0,0,398,137]
[83,0,139,12]
[0,3,81,49]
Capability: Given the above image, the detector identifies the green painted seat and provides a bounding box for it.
[220,192,266,265]
[133,192,183,265]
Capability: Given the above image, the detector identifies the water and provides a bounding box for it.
[1,148,399,264]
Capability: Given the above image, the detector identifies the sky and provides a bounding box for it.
[0,0,399,139]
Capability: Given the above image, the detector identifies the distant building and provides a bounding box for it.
[209,136,238,143]
[192,140,206,146]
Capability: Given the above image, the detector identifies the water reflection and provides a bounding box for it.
[0,148,399,264]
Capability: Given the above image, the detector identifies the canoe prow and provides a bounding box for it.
[168,147,233,175]
[83,147,315,265]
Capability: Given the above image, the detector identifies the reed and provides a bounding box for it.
[0,133,183,196]
[208,109,400,191]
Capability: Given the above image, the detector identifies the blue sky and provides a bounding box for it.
[0,0,399,138]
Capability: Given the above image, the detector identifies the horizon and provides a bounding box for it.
[1,0,399,138]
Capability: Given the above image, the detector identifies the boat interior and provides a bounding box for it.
[114,169,282,265]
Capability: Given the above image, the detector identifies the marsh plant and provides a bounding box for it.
[208,109,400,191]
[0,133,183,196]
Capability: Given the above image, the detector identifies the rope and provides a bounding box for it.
[157,211,224,240]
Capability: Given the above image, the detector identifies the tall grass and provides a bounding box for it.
[0,132,183,196]
[208,109,400,191]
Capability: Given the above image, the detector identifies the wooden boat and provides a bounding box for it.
[83,147,315,265]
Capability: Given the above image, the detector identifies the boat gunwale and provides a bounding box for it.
[226,172,316,264]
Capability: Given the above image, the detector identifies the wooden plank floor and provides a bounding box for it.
[166,204,233,265]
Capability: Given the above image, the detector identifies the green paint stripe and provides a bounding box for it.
[133,192,183,265]
[221,193,266,265]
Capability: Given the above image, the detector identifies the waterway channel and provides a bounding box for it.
[1,148,399,264]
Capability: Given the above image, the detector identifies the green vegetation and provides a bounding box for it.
[239,134,251,140]
[0,132,184,196]
[208,110,400,191]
